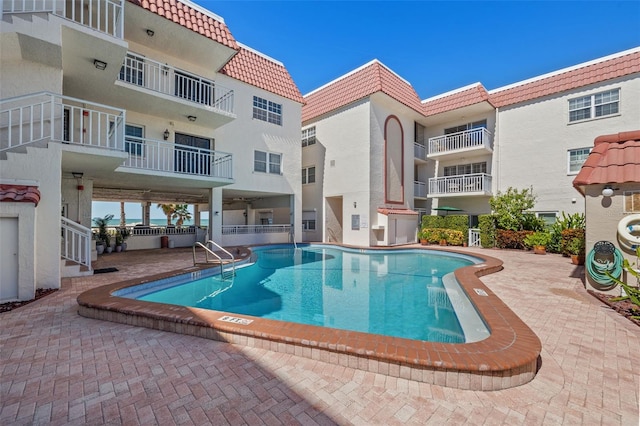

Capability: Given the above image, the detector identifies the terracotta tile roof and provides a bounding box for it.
[0,185,41,206]
[491,50,640,108]
[302,61,424,122]
[127,0,239,50]
[220,46,304,104]
[422,83,492,116]
[377,207,418,216]
[573,130,640,194]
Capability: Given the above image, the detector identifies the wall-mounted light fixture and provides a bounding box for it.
[353,202,357,208]
[93,59,107,70]
[602,185,614,197]
[72,172,84,191]
[214,211,220,216]
[163,129,170,140]
[146,29,155,37]
[187,115,197,122]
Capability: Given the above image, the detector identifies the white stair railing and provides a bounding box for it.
[61,217,93,270]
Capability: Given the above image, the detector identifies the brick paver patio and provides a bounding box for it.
[1,247,639,425]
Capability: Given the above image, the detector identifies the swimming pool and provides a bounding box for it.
[115,245,490,343]
[78,245,542,390]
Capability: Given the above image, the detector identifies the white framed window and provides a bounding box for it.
[569,89,619,122]
[444,120,487,134]
[444,162,487,176]
[253,96,282,125]
[536,212,558,228]
[567,147,592,174]
[254,150,282,175]
[302,210,316,231]
[124,124,144,156]
[302,127,316,147]
[302,166,315,184]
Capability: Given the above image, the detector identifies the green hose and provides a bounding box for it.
[586,246,624,285]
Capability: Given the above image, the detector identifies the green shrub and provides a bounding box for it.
[523,231,552,248]
[419,228,464,245]
[478,214,496,248]
[497,230,532,249]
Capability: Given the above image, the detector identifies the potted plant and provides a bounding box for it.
[115,232,123,252]
[118,227,131,251]
[567,237,586,265]
[523,231,551,254]
[93,214,113,255]
[418,228,429,245]
[439,230,448,246]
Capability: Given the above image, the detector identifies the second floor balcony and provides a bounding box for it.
[414,142,428,162]
[414,181,427,198]
[3,0,124,38]
[428,128,493,160]
[117,52,235,120]
[428,173,492,197]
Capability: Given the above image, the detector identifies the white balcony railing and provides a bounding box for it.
[61,217,92,270]
[0,92,125,152]
[428,173,492,196]
[119,52,234,115]
[222,225,292,235]
[414,142,427,161]
[428,128,492,156]
[414,180,427,198]
[3,0,124,38]
[123,136,233,179]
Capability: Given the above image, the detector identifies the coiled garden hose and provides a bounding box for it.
[586,245,624,286]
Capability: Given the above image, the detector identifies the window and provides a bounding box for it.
[254,150,281,174]
[302,166,315,184]
[444,120,487,135]
[125,124,144,156]
[120,53,144,86]
[302,210,316,231]
[302,127,316,147]
[414,122,426,144]
[536,212,557,229]
[569,89,619,122]
[567,147,591,174]
[443,162,487,176]
[253,96,282,125]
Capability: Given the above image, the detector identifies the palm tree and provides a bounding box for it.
[173,204,192,227]
[157,203,176,226]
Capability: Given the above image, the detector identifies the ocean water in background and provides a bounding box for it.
[101,219,209,227]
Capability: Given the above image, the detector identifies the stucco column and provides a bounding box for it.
[209,188,222,243]
[142,202,150,226]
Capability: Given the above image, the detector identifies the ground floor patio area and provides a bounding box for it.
[1,246,639,424]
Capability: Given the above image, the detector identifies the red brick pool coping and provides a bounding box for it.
[77,246,542,390]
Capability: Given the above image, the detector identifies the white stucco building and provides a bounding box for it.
[302,48,640,245]
[0,0,303,301]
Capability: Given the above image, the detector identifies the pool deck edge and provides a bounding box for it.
[77,246,542,391]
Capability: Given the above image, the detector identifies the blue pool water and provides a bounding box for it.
[116,245,489,343]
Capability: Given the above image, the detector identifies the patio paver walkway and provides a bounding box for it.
[1,247,639,425]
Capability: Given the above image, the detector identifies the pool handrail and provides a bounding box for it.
[192,240,235,279]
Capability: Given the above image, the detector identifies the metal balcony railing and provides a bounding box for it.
[0,92,125,152]
[414,181,427,198]
[428,128,492,156]
[222,225,292,235]
[122,136,233,179]
[428,173,492,196]
[119,52,234,115]
[3,0,124,38]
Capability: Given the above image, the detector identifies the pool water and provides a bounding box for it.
[123,246,486,343]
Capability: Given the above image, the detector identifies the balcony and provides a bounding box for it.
[414,181,427,198]
[0,92,125,153]
[121,136,233,180]
[428,173,492,197]
[117,52,234,118]
[414,142,428,162]
[3,0,124,38]
[428,128,493,160]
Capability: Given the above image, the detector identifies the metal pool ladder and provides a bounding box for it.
[192,240,235,280]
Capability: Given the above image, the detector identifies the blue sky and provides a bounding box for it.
[203,0,640,97]
[93,1,639,220]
